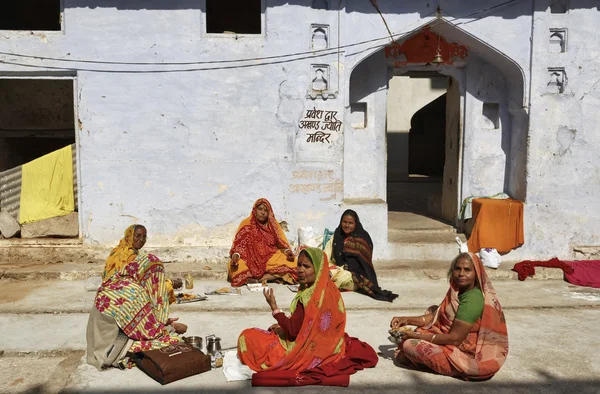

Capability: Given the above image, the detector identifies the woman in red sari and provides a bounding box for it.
[390,252,508,380]
[237,247,377,387]
[228,198,297,287]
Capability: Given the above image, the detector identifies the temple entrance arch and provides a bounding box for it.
[346,19,529,231]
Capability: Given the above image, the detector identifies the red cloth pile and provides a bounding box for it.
[251,334,378,387]
[512,258,574,281]
[512,258,600,289]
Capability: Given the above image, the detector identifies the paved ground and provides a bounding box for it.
[1,275,600,393]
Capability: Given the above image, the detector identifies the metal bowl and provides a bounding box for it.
[183,336,203,351]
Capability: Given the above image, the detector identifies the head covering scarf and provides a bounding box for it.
[103,224,142,281]
[94,253,181,352]
[230,198,291,279]
[422,252,509,379]
[238,247,346,372]
[332,210,397,302]
[332,210,373,267]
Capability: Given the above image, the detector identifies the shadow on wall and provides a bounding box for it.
[63,0,598,15]
[409,93,446,177]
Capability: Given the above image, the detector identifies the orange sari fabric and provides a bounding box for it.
[229,198,297,286]
[402,253,509,380]
[238,248,346,372]
[102,224,139,281]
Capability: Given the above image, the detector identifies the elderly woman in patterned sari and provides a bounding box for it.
[390,252,509,380]
[324,210,397,302]
[228,198,297,287]
[87,227,186,370]
[102,224,181,302]
[237,248,377,387]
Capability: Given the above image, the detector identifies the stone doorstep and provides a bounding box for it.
[0,259,565,282]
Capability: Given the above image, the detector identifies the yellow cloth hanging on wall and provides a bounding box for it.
[19,145,75,224]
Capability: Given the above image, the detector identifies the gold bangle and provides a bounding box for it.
[432,334,437,344]
[421,316,425,324]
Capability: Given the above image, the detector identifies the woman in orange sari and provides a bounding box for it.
[237,247,377,386]
[228,198,297,287]
[390,252,508,380]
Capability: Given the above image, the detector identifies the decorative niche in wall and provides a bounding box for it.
[550,0,568,14]
[547,67,567,93]
[307,64,336,100]
[311,0,329,10]
[482,103,500,129]
[549,28,567,53]
[350,103,367,129]
[311,24,329,50]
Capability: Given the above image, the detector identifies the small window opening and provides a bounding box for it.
[206,0,261,34]
[549,29,567,53]
[312,0,329,10]
[482,103,500,129]
[550,1,568,14]
[0,1,61,31]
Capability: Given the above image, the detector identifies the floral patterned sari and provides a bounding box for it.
[102,224,140,281]
[94,253,182,352]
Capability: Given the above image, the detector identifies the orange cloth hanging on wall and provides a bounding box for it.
[467,198,524,254]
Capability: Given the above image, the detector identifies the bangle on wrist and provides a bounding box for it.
[432,334,437,344]
[421,316,425,324]
[271,308,281,316]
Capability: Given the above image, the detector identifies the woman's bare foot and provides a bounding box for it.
[394,348,412,366]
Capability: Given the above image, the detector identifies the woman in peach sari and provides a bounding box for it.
[228,198,297,287]
[390,252,508,380]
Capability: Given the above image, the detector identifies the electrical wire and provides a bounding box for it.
[0,0,525,73]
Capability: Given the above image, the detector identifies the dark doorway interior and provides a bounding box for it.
[409,94,446,177]
[0,79,75,172]
[387,73,457,220]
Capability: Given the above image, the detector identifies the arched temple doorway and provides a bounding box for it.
[346,19,529,237]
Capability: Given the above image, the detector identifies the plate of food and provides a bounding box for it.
[205,286,242,296]
[175,293,208,304]
[246,282,268,292]
[388,326,415,344]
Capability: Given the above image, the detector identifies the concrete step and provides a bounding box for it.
[0,258,563,283]
[2,278,598,316]
[387,232,467,261]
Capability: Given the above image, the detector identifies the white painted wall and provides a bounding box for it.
[0,1,598,260]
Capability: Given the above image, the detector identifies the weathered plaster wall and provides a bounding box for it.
[0,2,349,255]
[522,0,600,259]
[0,0,598,261]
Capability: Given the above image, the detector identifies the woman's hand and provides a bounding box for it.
[263,288,278,310]
[230,253,240,270]
[173,322,187,334]
[166,317,179,326]
[268,323,281,332]
[390,316,409,329]
[284,249,295,262]
[402,330,419,340]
